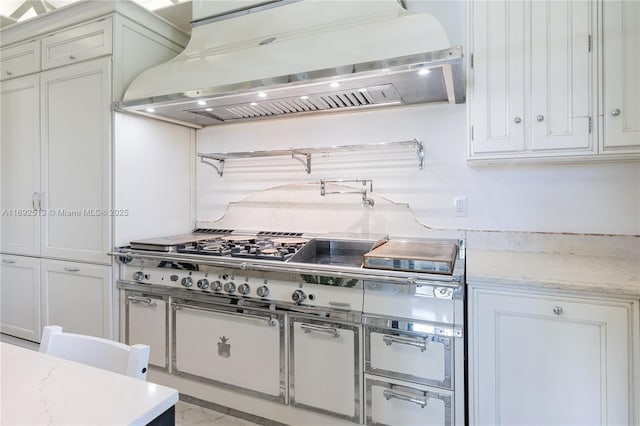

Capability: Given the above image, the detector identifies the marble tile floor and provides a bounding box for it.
[176,400,262,426]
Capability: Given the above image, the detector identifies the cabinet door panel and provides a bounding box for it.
[127,295,167,368]
[41,259,112,339]
[0,255,41,342]
[470,289,631,426]
[603,0,640,151]
[40,58,111,263]
[0,75,41,255]
[291,319,359,420]
[470,0,526,154]
[531,0,592,151]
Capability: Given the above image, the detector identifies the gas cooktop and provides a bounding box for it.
[130,230,310,261]
[128,230,460,275]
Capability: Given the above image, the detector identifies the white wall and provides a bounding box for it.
[114,113,195,246]
[195,103,640,235]
[194,0,640,236]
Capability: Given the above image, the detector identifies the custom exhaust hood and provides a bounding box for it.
[115,0,464,129]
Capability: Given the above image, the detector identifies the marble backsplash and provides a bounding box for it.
[196,183,639,259]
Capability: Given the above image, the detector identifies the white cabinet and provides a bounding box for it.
[0,255,41,342]
[469,0,594,160]
[0,75,40,256]
[41,259,112,338]
[0,39,40,81]
[601,0,640,152]
[41,18,113,70]
[40,58,111,264]
[468,285,637,426]
[0,3,189,343]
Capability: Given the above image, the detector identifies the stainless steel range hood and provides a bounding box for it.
[115,0,464,129]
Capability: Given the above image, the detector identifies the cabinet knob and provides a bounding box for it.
[514,117,522,124]
[612,108,621,116]
[69,54,76,60]
[537,115,545,122]
[64,267,80,272]
[552,306,564,316]
[6,70,12,76]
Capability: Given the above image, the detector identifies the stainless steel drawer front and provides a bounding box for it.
[364,320,454,389]
[365,378,452,426]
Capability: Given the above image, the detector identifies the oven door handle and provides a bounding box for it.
[128,296,158,307]
[174,303,278,326]
[382,389,428,408]
[382,334,428,352]
[299,323,340,338]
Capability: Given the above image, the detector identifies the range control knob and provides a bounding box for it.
[224,282,236,294]
[238,283,250,295]
[197,279,209,290]
[132,271,145,282]
[292,289,306,303]
[181,277,193,288]
[212,280,222,292]
[256,286,270,298]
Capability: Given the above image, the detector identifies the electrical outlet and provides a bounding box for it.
[453,196,467,217]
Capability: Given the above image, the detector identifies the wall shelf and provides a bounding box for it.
[198,139,424,177]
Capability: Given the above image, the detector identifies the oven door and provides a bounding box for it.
[172,299,285,401]
[125,291,168,370]
[289,313,361,422]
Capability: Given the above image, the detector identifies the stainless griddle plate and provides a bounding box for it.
[129,234,205,252]
[363,239,458,275]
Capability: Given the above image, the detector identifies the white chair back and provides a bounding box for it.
[40,326,150,380]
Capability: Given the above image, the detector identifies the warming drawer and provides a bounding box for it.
[365,376,453,426]
[364,316,454,389]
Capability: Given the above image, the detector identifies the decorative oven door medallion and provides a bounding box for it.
[218,336,231,358]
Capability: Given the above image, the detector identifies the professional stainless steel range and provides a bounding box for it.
[114,229,465,425]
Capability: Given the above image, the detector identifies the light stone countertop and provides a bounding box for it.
[0,342,179,425]
[466,249,640,298]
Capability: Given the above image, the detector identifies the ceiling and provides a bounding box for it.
[0,0,193,33]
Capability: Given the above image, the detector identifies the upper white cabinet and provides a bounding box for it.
[468,284,637,425]
[601,0,640,152]
[0,5,188,264]
[0,75,40,256]
[40,58,111,264]
[469,0,595,160]
[0,40,40,81]
[41,18,113,70]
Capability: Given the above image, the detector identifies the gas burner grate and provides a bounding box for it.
[257,231,304,237]
[193,228,235,234]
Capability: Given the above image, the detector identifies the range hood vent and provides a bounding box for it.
[188,84,402,122]
[115,0,464,129]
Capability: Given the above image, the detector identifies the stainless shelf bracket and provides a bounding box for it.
[200,157,225,177]
[291,150,311,174]
[416,140,425,170]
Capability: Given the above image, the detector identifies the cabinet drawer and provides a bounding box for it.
[42,18,112,69]
[0,40,41,80]
[365,376,453,426]
[365,321,453,389]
